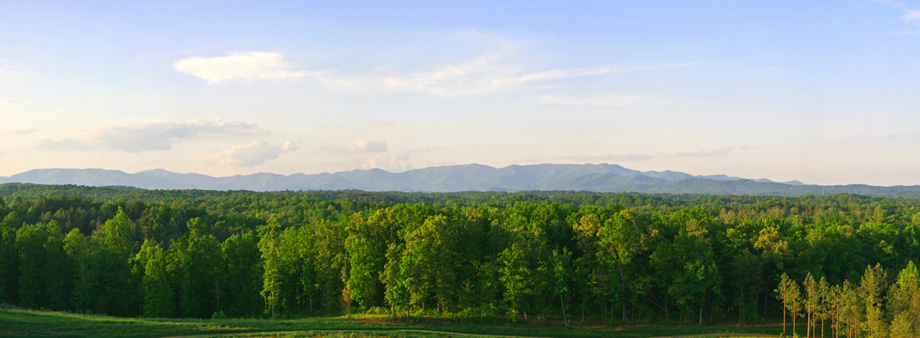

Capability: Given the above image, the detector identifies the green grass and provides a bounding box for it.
[0,308,794,338]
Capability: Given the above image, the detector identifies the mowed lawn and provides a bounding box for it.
[0,308,791,338]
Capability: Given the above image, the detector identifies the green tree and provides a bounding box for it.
[887,261,919,338]
[861,264,887,338]
[777,273,802,337]
[0,222,17,305]
[16,221,69,310]
[222,230,263,317]
[95,207,139,316]
[499,241,535,320]
[259,221,283,319]
[550,247,573,326]
[177,218,224,318]
[381,243,409,317]
[804,273,818,338]
[142,244,174,318]
[63,228,95,313]
[598,210,643,324]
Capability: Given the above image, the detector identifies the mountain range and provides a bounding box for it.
[1,163,919,197]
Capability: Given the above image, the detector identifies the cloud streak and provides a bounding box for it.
[174,50,730,96]
[556,153,653,162]
[677,148,733,157]
[540,93,652,107]
[872,0,920,22]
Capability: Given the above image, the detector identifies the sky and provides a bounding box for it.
[1,1,919,186]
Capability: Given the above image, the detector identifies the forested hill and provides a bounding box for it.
[2,163,920,197]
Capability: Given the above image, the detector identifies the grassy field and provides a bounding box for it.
[0,308,796,338]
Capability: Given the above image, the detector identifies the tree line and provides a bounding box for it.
[0,187,919,337]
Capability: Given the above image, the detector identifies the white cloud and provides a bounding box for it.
[362,153,411,172]
[205,141,297,166]
[346,138,388,152]
[174,52,325,83]
[540,94,651,107]
[95,119,262,152]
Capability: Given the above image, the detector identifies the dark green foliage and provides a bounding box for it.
[222,231,263,317]
[0,222,17,304]
[15,221,70,310]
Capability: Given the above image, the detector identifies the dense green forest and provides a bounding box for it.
[1,184,919,337]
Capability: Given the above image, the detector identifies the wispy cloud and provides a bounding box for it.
[540,93,652,107]
[319,59,729,97]
[556,153,653,162]
[346,138,388,152]
[204,141,297,166]
[174,49,731,96]
[872,0,920,22]
[677,148,733,157]
[34,138,94,152]
[174,52,327,83]
[3,128,39,136]
[95,119,263,152]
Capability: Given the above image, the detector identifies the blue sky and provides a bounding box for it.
[1,1,919,185]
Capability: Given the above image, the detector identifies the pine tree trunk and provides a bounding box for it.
[621,271,627,324]
[698,304,703,326]
[783,301,787,337]
[560,294,568,326]
[807,310,811,338]
[215,280,220,316]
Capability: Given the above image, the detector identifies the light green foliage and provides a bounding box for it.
[141,243,173,318]
[381,242,409,316]
[347,233,382,308]
[862,264,887,338]
[64,228,95,312]
[887,261,920,337]
[259,221,283,318]
[499,241,535,319]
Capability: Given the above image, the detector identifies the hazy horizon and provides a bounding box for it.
[2,1,919,186]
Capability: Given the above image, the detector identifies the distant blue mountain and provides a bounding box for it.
[2,164,919,197]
